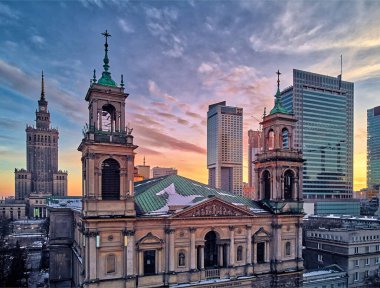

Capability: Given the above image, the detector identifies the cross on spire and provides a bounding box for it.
[97,29,117,87]
[276,69,281,90]
[101,30,111,45]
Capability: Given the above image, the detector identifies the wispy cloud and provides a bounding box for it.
[118,18,134,33]
[31,35,45,46]
[0,60,86,122]
[145,6,185,58]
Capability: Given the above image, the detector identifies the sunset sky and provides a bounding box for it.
[0,0,379,196]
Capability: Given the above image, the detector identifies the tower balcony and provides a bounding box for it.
[255,149,303,163]
[82,125,135,146]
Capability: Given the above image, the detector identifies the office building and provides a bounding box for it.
[281,69,354,200]
[207,101,243,195]
[248,129,261,189]
[367,106,380,190]
[151,166,177,178]
[304,224,380,287]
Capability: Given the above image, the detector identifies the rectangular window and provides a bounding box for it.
[366,258,370,265]
[354,247,359,254]
[354,272,359,281]
[355,259,359,267]
[318,254,323,262]
[318,243,322,249]
[376,257,380,264]
[376,245,380,252]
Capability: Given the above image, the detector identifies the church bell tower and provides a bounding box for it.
[78,30,137,217]
[254,71,304,214]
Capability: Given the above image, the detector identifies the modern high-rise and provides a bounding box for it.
[281,69,354,199]
[248,129,261,188]
[207,101,243,195]
[15,72,67,200]
[367,106,380,190]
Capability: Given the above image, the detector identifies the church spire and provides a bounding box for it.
[269,69,289,115]
[97,30,117,87]
[40,71,45,100]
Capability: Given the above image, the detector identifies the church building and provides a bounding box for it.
[48,32,304,288]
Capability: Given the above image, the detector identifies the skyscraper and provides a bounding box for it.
[367,106,380,190]
[207,101,243,195]
[281,69,354,199]
[15,72,67,200]
[248,129,261,188]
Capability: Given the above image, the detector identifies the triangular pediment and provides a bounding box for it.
[172,197,256,218]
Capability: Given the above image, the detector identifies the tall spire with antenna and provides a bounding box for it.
[97,30,117,87]
[41,70,45,100]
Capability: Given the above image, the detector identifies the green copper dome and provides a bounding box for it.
[97,30,117,87]
[269,87,289,115]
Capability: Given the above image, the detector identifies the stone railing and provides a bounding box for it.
[205,268,220,279]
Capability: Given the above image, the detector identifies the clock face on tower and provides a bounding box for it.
[40,106,45,111]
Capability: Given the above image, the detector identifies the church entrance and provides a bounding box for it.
[204,231,218,268]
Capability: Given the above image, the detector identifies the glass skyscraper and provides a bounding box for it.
[207,101,243,195]
[367,106,380,190]
[281,69,354,199]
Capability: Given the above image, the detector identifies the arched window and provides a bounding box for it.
[263,170,271,200]
[178,251,186,267]
[282,128,289,149]
[268,130,274,150]
[101,159,120,200]
[285,242,291,256]
[102,104,116,132]
[204,231,218,268]
[284,170,294,200]
[236,246,243,261]
[106,254,116,274]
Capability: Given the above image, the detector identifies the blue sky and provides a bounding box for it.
[0,0,379,195]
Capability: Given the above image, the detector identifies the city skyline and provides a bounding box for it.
[1,0,379,196]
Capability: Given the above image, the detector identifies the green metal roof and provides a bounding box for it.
[134,175,265,215]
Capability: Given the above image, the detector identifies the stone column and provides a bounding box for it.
[199,245,204,269]
[125,229,135,276]
[272,223,282,263]
[253,243,257,264]
[138,250,144,276]
[296,222,303,265]
[265,242,270,262]
[87,231,98,280]
[190,228,196,270]
[168,229,175,272]
[119,168,126,199]
[246,225,252,264]
[98,109,102,131]
[218,245,224,267]
[229,226,235,267]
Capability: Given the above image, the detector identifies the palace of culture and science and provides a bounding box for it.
[1,72,68,219]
